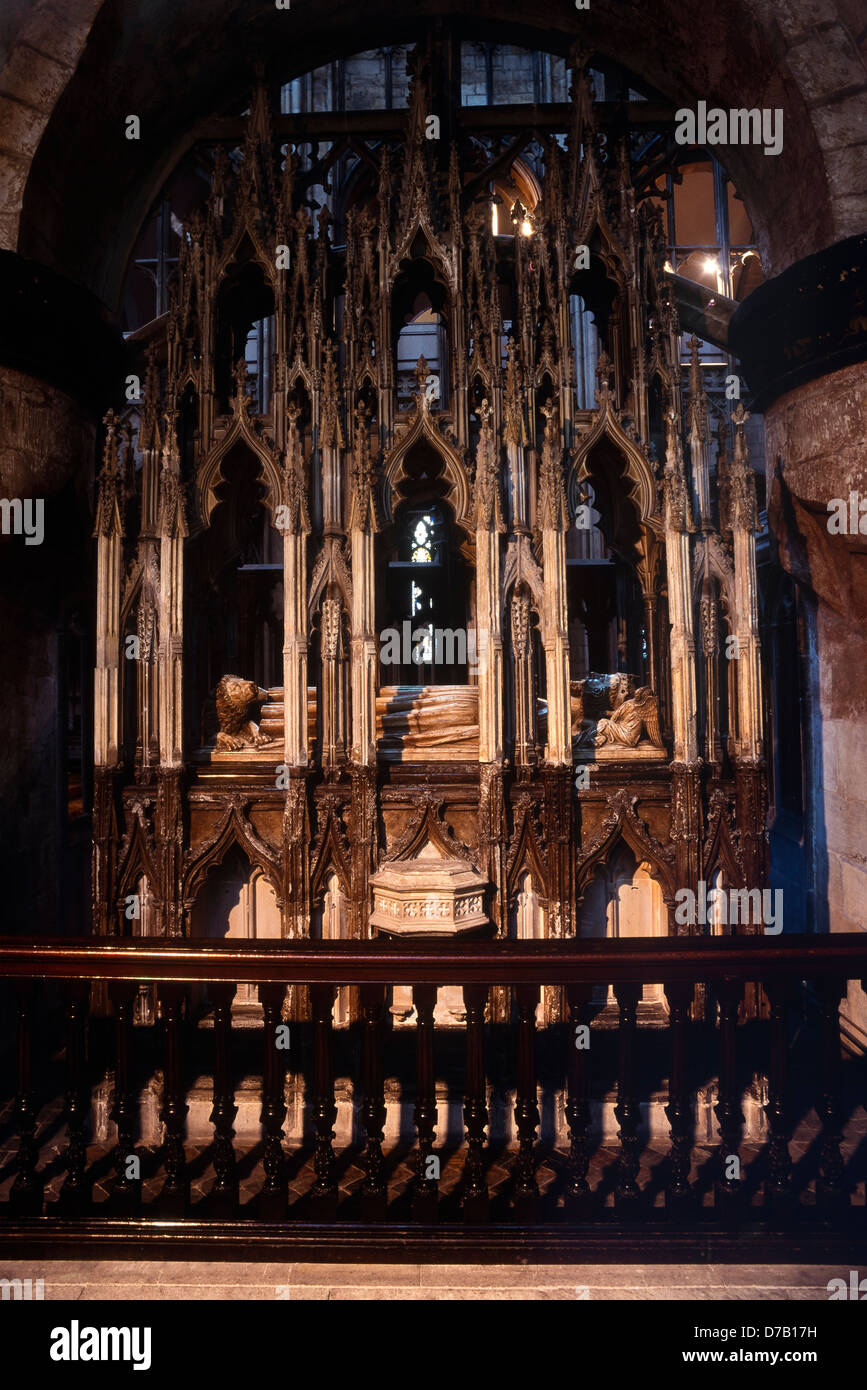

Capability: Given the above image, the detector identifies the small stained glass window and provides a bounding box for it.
[411,515,434,564]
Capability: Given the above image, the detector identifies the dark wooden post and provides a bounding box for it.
[259,983,288,1220]
[663,981,693,1218]
[360,984,387,1221]
[159,984,189,1214]
[714,978,744,1220]
[461,984,489,1222]
[513,983,539,1221]
[310,983,338,1217]
[565,984,593,1219]
[763,977,794,1223]
[410,983,438,1221]
[613,983,641,1215]
[817,975,848,1218]
[110,981,141,1210]
[10,982,43,1216]
[209,982,238,1214]
[58,982,91,1213]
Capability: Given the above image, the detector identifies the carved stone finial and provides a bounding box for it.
[94,411,125,539]
[662,410,692,533]
[731,400,751,437]
[595,348,612,387]
[473,399,504,533]
[349,398,381,534]
[503,336,528,447]
[727,401,757,531]
[594,348,614,407]
[538,398,568,532]
[232,357,252,411]
[414,354,430,394]
[320,339,345,449]
[282,401,311,535]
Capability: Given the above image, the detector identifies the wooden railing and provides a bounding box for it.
[1,934,866,1260]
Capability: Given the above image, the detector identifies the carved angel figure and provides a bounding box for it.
[593,686,662,749]
[572,671,633,746]
[215,675,272,751]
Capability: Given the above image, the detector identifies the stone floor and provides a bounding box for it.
[0,1258,856,1300]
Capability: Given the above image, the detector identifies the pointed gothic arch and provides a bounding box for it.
[381,402,472,532]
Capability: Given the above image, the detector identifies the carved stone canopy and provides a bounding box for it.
[370,838,489,937]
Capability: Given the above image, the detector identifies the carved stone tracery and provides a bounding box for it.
[92,32,767,1019]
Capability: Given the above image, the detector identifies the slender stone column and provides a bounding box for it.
[318,343,348,768]
[282,403,311,767]
[320,341,344,537]
[538,399,571,766]
[662,412,698,766]
[153,418,188,937]
[504,343,537,767]
[349,403,380,767]
[662,411,702,905]
[699,572,722,767]
[474,399,505,764]
[686,336,712,527]
[157,424,186,769]
[511,589,535,766]
[504,338,529,535]
[92,414,126,936]
[320,595,346,769]
[724,404,764,765]
[134,351,163,775]
[93,412,124,769]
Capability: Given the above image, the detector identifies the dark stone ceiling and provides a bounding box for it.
[14,0,839,311]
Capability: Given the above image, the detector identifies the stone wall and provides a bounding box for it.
[765,360,867,1048]
[0,0,102,251]
[0,362,95,932]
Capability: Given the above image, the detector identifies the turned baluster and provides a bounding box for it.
[109,981,141,1209]
[360,984,387,1220]
[613,983,641,1214]
[159,984,189,1214]
[816,975,848,1217]
[310,983,338,1217]
[663,981,693,1217]
[565,984,593,1219]
[461,985,489,1222]
[59,982,91,1213]
[513,983,539,1220]
[209,983,238,1214]
[410,984,438,1221]
[764,977,794,1222]
[713,978,744,1218]
[258,983,288,1220]
[10,983,43,1216]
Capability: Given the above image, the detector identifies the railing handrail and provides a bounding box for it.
[0,932,865,985]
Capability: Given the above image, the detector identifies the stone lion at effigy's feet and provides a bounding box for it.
[215,675,273,751]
